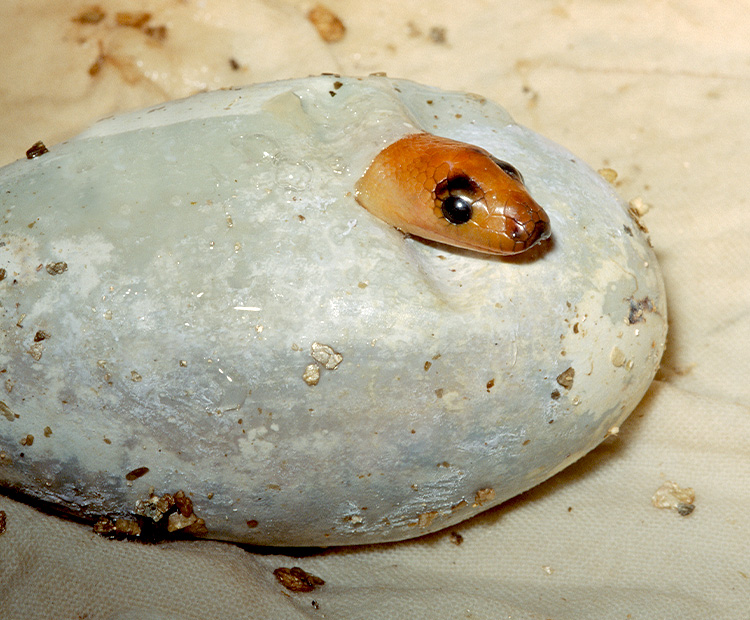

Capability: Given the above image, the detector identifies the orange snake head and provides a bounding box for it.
[355,133,551,255]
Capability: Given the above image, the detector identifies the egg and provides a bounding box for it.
[0,76,666,546]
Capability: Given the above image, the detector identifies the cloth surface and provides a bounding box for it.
[1,1,748,618]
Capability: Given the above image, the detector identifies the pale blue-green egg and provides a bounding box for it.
[0,77,666,546]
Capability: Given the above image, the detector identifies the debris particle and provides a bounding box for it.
[143,25,167,41]
[473,487,496,507]
[88,53,104,77]
[135,492,174,521]
[343,513,363,525]
[130,370,142,382]
[27,342,44,361]
[72,6,105,24]
[229,57,241,71]
[171,491,207,535]
[26,141,49,159]
[302,363,320,386]
[598,168,618,184]
[604,426,620,439]
[486,378,495,392]
[93,516,116,535]
[451,500,468,512]
[273,567,325,593]
[628,196,651,217]
[652,481,695,516]
[33,330,50,342]
[556,367,575,389]
[96,490,207,538]
[246,519,259,528]
[0,510,6,535]
[115,518,142,536]
[116,11,151,28]
[550,389,560,400]
[417,510,438,528]
[449,531,463,545]
[173,490,194,517]
[610,347,627,367]
[310,342,342,370]
[20,434,34,446]
[423,361,432,371]
[627,198,650,233]
[125,466,150,481]
[627,296,654,324]
[307,4,346,43]
[428,26,447,44]
[45,262,68,275]
[43,426,52,437]
[168,511,202,535]
[4,379,13,394]
[676,503,695,517]
[0,268,5,281]
[406,20,421,37]
[0,401,15,421]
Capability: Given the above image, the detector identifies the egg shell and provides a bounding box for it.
[0,76,666,546]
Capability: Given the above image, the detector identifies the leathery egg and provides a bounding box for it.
[0,76,666,546]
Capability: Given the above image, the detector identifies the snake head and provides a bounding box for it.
[355,133,551,255]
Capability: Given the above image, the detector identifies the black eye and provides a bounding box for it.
[490,156,524,183]
[441,195,473,224]
[434,174,481,225]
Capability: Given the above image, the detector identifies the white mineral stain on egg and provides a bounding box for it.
[0,76,666,547]
[239,428,275,461]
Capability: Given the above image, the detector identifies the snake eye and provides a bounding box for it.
[435,174,480,225]
[441,195,473,224]
[490,157,524,184]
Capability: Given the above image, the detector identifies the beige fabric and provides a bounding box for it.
[1,1,748,618]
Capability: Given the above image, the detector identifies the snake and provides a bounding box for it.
[355,132,551,255]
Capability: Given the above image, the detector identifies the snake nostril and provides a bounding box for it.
[510,221,531,241]
[510,215,550,247]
